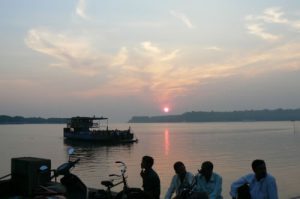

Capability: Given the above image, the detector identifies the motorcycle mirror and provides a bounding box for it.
[39,165,48,172]
[67,147,75,155]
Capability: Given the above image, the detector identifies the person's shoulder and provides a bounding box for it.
[244,173,255,178]
[266,173,276,182]
[185,172,194,180]
[150,168,157,173]
[171,174,178,180]
[194,172,202,179]
[213,172,222,177]
[151,168,160,178]
[242,173,256,181]
[231,173,254,185]
[235,173,255,182]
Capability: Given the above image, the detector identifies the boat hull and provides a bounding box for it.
[63,128,137,143]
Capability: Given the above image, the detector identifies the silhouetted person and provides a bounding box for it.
[140,156,161,199]
[165,161,194,199]
[230,159,278,199]
[192,161,223,199]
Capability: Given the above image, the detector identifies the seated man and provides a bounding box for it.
[192,161,223,199]
[230,159,278,199]
[140,155,161,199]
[165,161,194,199]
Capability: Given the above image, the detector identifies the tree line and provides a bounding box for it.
[0,115,67,124]
[128,108,300,123]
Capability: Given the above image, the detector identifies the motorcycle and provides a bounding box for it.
[0,155,70,199]
[1,148,148,199]
[40,148,149,199]
[50,147,88,199]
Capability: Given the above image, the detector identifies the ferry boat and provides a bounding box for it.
[63,116,137,143]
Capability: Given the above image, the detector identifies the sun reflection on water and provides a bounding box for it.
[164,128,170,155]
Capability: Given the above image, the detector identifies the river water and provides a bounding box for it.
[0,121,300,198]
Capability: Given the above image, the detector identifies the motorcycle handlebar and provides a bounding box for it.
[73,158,80,164]
[52,158,81,178]
[68,158,80,169]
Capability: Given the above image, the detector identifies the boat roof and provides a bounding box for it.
[71,116,108,120]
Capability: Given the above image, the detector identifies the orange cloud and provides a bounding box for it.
[24,28,300,105]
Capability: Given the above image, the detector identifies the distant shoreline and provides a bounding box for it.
[0,115,67,124]
[128,108,300,123]
[1,108,300,124]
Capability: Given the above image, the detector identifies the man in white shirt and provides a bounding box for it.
[230,159,278,199]
[165,161,194,199]
[192,161,223,199]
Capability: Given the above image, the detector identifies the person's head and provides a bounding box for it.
[173,161,186,177]
[252,159,267,180]
[141,156,154,170]
[200,161,213,179]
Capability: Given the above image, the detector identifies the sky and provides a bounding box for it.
[0,0,300,122]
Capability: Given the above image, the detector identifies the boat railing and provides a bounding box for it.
[91,123,99,128]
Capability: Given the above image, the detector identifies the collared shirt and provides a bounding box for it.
[230,173,278,199]
[192,172,223,199]
[164,172,194,199]
[142,168,161,199]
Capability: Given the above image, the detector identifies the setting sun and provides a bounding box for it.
[163,107,169,113]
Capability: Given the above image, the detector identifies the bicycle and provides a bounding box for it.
[100,161,150,199]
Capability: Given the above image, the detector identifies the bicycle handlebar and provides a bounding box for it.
[115,161,127,173]
[109,174,121,177]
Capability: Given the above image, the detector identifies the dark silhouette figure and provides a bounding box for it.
[237,184,251,199]
[140,156,160,199]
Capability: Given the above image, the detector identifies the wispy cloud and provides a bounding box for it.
[246,23,280,41]
[261,7,288,24]
[139,41,180,62]
[25,0,300,106]
[66,41,183,102]
[204,46,222,51]
[262,7,300,29]
[25,28,110,76]
[222,42,300,77]
[24,29,214,103]
[170,10,195,29]
[246,7,288,24]
[67,41,236,103]
[24,27,300,105]
[245,7,300,41]
[141,41,162,54]
[76,0,89,20]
